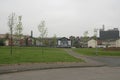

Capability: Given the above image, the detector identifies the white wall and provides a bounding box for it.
[88,39,97,48]
[58,40,61,46]
[5,40,9,46]
[103,40,117,47]
[88,39,120,48]
[68,41,71,46]
[116,39,120,47]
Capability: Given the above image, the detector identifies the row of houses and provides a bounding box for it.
[0,27,120,48]
[0,34,72,48]
[88,39,120,48]
[3,36,120,48]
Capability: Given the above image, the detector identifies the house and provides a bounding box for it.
[88,39,113,48]
[0,34,6,38]
[35,39,42,46]
[88,39,97,48]
[57,37,71,48]
[88,38,120,48]
[5,39,9,46]
[102,40,116,48]
[116,39,120,47]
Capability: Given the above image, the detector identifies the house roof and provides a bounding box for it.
[0,34,6,38]
[58,37,70,40]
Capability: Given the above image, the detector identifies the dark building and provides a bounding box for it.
[57,37,71,48]
[100,28,119,40]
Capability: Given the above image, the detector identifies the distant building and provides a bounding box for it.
[100,27,119,40]
[88,39,120,48]
[57,37,71,48]
[116,39,120,47]
[0,34,6,38]
[88,39,97,48]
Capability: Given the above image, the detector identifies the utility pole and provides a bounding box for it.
[94,28,98,55]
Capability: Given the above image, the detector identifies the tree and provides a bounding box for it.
[74,37,80,48]
[69,36,75,47]
[5,33,9,40]
[0,39,5,46]
[14,16,23,46]
[51,34,57,47]
[83,31,89,47]
[38,21,47,53]
[8,13,16,55]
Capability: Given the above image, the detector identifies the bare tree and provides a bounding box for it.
[38,21,47,53]
[51,34,57,47]
[14,16,23,46]
[8,13,16,55]
[83,31,88,47]
[83,31,88,37]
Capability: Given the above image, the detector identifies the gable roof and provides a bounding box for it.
[58,37,70,40]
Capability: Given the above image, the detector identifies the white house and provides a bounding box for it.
[116,39,120,47]
[88,38,120,48]
[5,40,9,46]
[88,39,97,48]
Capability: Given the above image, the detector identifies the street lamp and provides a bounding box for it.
[94,28,98,55]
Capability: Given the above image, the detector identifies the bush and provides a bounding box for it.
[0,39,5,46]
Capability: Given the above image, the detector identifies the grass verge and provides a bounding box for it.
[0,47,82,64]
[73,48,120,56]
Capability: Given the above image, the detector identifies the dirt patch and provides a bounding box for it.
[104,47,120,51]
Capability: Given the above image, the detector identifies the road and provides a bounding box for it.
[88,56,120,67]
[0,67,120,80]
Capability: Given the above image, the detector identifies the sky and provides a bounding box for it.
[0,0,120,37]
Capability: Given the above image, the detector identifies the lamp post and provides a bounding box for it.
[94,28,98,55]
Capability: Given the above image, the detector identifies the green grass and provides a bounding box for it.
[73,48,120,56]
[0,47,82,64]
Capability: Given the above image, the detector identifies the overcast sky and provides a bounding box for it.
[0,0,120,37]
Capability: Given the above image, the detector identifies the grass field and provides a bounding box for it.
[73,48,120,56]
[0,47,82,64]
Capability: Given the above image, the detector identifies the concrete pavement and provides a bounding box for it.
[0,67,120,80]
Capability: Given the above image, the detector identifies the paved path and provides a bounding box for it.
[64,49,120,67]
[0,67,120,80]
[64,49,105,65]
